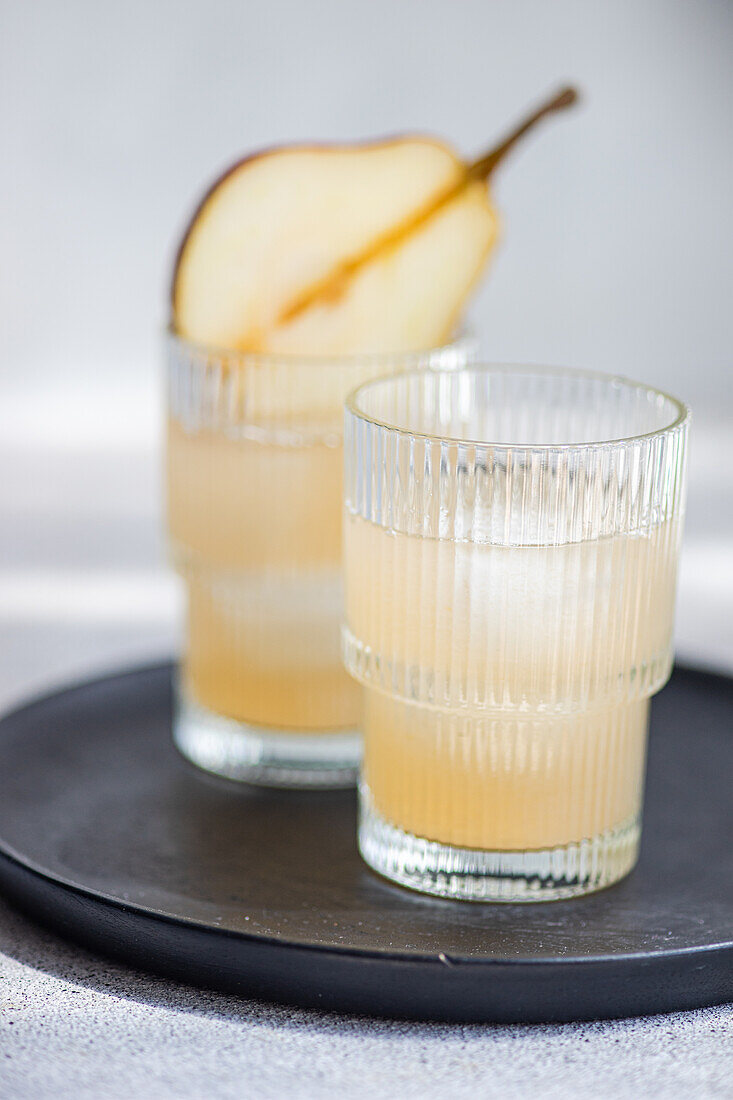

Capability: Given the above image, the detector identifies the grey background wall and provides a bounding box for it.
[2,0,732,415]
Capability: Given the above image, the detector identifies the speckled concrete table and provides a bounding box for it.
[0,442,731,1098]
[1,891,732,1100]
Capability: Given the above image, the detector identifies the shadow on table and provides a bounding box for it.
[0,894,721,1043]
[0,893,479,1036]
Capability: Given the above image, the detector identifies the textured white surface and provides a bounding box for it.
[0,893,731,1100]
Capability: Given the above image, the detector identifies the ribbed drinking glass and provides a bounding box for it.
[343,365,689,898]
[166,332,473,787]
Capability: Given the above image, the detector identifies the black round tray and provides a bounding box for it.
[0,662,731,1023]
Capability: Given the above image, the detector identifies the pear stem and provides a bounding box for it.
[279,86,579,324]
[468,86,579,182]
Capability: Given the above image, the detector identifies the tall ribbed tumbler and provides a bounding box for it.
[166,333,473,787]
[343,366,689,899]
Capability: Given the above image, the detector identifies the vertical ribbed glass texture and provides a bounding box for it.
[343,366,689,896]
[166,332,473,787]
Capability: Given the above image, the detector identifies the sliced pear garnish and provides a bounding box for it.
[172,86,578,354]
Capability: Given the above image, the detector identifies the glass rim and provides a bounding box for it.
[345,363,691,451]
[166,325,475,369]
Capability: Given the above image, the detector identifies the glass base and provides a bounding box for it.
[174,692,360,788]
[358,786,640,902]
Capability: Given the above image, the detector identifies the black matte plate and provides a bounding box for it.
[0,663,731,1023]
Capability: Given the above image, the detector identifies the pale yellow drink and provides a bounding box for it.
[344,365,688,897]
[345,513,680,851]
[166,339,470,769]
[168,418,360,730]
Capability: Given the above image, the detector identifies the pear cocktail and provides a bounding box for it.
[166,339,471,786]
[165,88,577,787]
[343,367,689,899]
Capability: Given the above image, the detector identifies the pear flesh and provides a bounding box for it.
[172,138,498,354]
[172,87,579,354]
